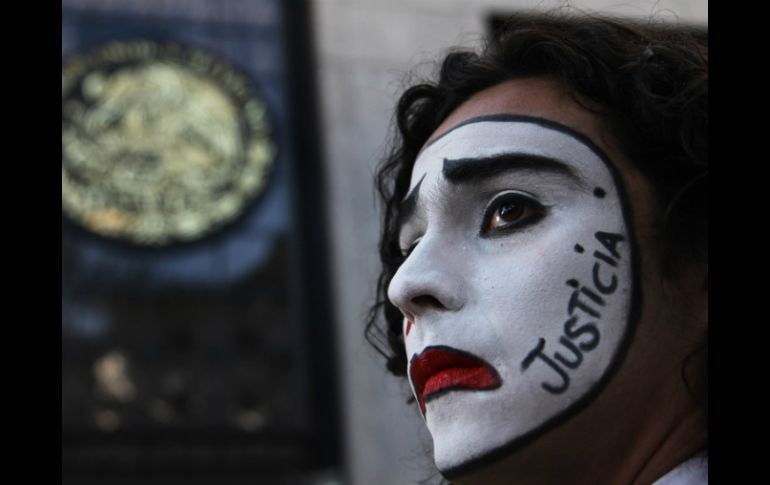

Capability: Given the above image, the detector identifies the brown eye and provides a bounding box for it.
[481,192,544,235]
[496,202,525,225]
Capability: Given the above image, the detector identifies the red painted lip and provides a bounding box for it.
[409,346,502,415]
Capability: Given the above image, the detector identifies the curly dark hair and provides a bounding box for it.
[366,13,708,378]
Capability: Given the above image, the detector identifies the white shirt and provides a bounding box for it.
[652,452,708,485]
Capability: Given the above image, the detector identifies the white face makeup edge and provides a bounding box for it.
[387,115,641,478]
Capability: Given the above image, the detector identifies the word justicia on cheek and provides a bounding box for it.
[520,230,625,394]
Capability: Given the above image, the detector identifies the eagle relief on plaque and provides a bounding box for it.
[62,40,275,246]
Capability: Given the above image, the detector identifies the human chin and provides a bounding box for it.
[403,117,639,477]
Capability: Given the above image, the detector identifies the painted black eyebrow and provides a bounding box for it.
[397,174,425,229]
[442,153,579,185]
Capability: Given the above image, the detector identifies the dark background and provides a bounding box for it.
[61,1,340,483]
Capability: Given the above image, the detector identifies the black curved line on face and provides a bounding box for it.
[426,115,643,481]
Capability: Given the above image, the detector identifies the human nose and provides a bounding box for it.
[387,235,465,320]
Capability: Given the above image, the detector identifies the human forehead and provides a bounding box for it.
[409,77,631,182]
[407,115,617,195]
[425,77,609,149]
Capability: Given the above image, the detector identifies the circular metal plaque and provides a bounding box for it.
[62,40,275,246]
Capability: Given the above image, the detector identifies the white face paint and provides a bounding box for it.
[387,116,637,476]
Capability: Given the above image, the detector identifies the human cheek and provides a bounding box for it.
[508,212,632,393]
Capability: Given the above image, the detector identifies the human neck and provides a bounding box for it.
[628,406,707,485]
[448,376,707,485]
[450,409,706,485]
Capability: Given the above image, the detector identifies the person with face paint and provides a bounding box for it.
[366,14,707,485]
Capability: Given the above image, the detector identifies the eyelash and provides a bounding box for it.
[479,191,546,236]
[398,192,545,257]
[401,238,421,259]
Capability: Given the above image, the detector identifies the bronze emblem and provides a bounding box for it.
[62,40,275,246]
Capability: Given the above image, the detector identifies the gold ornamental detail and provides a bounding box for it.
[62,40,274,246]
